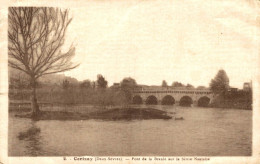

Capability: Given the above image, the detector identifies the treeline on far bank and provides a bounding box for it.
[9,85,253,109]
[9,75,137,106]
[9,69,253,110]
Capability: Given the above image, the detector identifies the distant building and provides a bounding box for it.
[243,82,252,92]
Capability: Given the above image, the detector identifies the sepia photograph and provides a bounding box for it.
[1,0,260,163]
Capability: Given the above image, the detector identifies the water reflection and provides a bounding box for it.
[17,121,42,156]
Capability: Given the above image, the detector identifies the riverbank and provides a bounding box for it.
[209,101,252,110]
[209,93,252,110]
[14,107,172,120]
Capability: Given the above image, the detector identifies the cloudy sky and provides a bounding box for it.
[8,0,259,88]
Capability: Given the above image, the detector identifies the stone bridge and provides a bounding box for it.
[132,88,214,107]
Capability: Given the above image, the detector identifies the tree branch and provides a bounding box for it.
[8,7,78,80]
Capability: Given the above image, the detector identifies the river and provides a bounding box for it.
[8,106,252,156]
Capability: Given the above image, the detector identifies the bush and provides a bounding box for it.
[210,90,252,110]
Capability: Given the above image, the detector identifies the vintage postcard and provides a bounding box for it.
[0,0,260,163]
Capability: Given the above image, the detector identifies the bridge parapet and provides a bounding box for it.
[133,89,212,94]
[132,88,214,106]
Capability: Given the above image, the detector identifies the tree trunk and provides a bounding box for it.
[30,78,40,117]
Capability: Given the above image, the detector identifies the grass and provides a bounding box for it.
[89,108,172,120]
[14,106,172,121]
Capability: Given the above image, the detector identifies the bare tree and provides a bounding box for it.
[8,7,79,117]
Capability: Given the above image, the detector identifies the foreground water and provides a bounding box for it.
[9,106,252,156]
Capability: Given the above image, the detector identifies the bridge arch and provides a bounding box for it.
[146,95,158,105]
[198,96,210,107]
[132,95,143,104]
[179,96,193,107]
[161,95,175,105]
